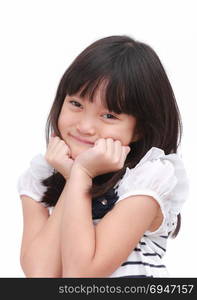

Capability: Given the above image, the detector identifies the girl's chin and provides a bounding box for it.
[70,148,87,160]
[68,141,93,159]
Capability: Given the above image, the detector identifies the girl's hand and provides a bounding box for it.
[73,138,131,178]
[45,136,74,179]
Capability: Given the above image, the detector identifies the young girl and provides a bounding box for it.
[17,35,189,278]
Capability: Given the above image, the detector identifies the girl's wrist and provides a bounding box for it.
[69,163,93,186]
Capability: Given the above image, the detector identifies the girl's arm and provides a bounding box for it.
[61,164,160,277]
[60,165,95,275]
[20,136,73,277]
[20,191,66,277]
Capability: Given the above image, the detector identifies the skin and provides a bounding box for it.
[47,86,138,178]
[57,88,138,160]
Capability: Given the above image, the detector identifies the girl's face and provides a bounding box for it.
[58,88,138,159]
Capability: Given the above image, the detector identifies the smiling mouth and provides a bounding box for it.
[69,134,94,145]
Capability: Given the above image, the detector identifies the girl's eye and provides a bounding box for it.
[69,100,82,108]
[103,113,117,120]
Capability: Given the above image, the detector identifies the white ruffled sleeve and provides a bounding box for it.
[115,147,189,235]
[17,154,54,204]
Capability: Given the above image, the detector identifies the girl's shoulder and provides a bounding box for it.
[116,147,189,203]
[17,153,54,203]
[113,147,189,234]
[27,153,54,179]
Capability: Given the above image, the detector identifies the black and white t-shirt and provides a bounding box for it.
[17,147,189,277]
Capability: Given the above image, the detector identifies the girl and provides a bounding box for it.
[17,35,189,278]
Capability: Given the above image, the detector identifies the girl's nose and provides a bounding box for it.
[76,117,96,135]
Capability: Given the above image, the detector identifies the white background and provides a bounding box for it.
[0,0,196,277]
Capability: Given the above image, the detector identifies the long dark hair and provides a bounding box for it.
[41,35,182,237]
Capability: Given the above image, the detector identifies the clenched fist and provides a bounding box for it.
[73,138,131,178]
[45,136,74,179]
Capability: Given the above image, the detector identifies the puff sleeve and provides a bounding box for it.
[115,147,189,235]
[17,154,54,205]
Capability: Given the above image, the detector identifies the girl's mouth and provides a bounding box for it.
[69,134,94,145]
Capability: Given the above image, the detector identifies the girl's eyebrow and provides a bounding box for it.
[69,95,86,102]
[68,94,114,112]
